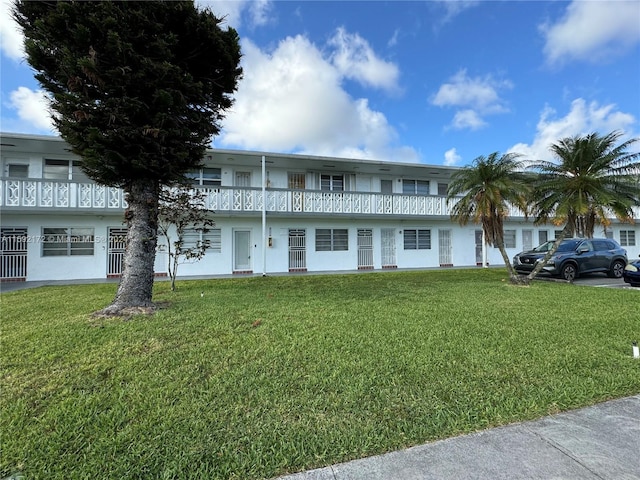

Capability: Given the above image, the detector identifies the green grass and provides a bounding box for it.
[1,269,639,479]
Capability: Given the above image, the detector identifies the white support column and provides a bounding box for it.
[261,155,267,276]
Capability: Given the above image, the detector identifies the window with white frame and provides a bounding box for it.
[504,230,516,248]
[43,159,89,181]
[186,167,221,186]
[437,183,448,196]
[182,228,221,252]
[42,227,94,256]
[404,229,431,250]
[315,229,348,251]
[320,174,344,191]
[402,179,429,195]
[620,230,636,247]
[7,164,29,178]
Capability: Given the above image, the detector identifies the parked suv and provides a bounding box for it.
[513,238,627,281]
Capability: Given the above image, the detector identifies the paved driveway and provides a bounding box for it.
[569,273,638,289]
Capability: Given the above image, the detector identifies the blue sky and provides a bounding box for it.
[1,0,639,167]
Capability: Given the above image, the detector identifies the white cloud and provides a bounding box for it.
[444,147,461,166]
[431,69,512,130]
[0,0,25,61]
[8,87,55,132]
[196,1,274,29]
[541,0,640,65]
[508,98,637,162]
[328,27,400,93]
[451,110,487,131]
[438,0,480,23]
[219,34,417,162]
[247,0,272,27]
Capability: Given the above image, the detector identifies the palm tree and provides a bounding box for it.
[447,152,531,283]
[526,131,640,280]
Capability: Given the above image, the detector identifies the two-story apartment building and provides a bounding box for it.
[1,133,638,282]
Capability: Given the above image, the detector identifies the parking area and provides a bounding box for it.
[566,274,639,289]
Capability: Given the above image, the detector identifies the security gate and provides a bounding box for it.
[288,229,306,272]
[1,227,27,280]
[381,228,396,268]
[357,229,373,269]
[438,229,452,266]
[107,227,127,276]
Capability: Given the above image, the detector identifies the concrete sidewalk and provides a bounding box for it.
[276,395,640,480]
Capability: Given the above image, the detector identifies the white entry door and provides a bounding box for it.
[1,227,27,280]
[234,230,252,272]
[357,229,373,269]
[438,229,452,266]
[288,229,306,271]
[475,230,483,265]
[381,228,396,268]
[107,227,127,276]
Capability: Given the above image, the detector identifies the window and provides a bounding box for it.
[186,167,221,186]
[43,159,88,181]
[593,239,618,251]
[538,230,548,245]
[437,183,448,196]
[404,229,431,250]
[402,179,429,195]
[504,230,516,248]
[182,228,221,252]
[42,227,94,256]
[316,229,348,251]
[320,174,344,191]
[288,173,305,189]
[620,230,636,247]
[7,164,29,178]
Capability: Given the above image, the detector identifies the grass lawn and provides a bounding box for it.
[1,269,639,479]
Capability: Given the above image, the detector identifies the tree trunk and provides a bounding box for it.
[526,225,571,281]
[495,239,529,285]
[100,179,160,315]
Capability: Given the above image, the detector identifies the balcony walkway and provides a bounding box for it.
[0,179,528,218]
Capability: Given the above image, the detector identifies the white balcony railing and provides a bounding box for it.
[9,179,637,219]
[1,179,466,217]
[0,179,126,209]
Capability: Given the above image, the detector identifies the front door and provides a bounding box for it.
[288,229,306,272]
[357,229,373,269]
[523,229,533,252]
[233,230,252,272]
[288,173,306,212]
[234,172,252,210]
[381,228,396,268]
[107,227,127,276]
[439,229,452,266]
[475,230,483,265]
[1,227,27,280]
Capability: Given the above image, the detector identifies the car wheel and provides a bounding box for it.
[560,263,577,282]
[608,260,626,278]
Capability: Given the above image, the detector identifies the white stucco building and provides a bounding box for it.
[1,133,638,282]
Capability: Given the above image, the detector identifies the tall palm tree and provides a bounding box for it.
[447,152,531,283]
[526,131,640,280]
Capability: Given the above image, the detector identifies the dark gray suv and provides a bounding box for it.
[513,238,627,281]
